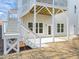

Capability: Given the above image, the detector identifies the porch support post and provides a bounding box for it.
[33,5,36,33]
[33,3,36,47]
[52,0,55,42]
[17,38,19,53]
[4,38,7,55]
[17,1,20,53]
[3,22,7,55]
[67,12,69,40]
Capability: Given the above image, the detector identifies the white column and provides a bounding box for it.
[3,21,7,55]
[3,21,8,33]
[52,0,55,42]
[66,0,70,40]
[17,0,20,53]
[33,0,37,48]
[77,0,79,34]
[75,11,78,35]
[17,38,20,53]
[66,12,69,40]
[4,38,7,55]
[33,5,36,33]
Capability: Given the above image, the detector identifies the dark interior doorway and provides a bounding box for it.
[48,26,51,35]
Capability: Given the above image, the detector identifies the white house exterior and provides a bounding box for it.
[18,0,79,37]
[18,0,79,49]
[19,0,67,37]
[0,0,79,55]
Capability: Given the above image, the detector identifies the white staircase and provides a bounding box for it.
[20,24,41,48]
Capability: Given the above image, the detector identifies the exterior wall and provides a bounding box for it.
[20,0,79,37]
[55,12,67,36]
[22,13,52,36]
[76,0,79,34]
[21,12,67,37]
[67,0,79,35]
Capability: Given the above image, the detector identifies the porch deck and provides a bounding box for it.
[41,37,67,47]
[26,36,68,48]
[0,40,32,55]
[0,36,79,59]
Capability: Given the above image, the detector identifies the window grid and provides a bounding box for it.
[57,24,64,33]
[28,22,33,31]
[39,23,43,33]
[28,22,43,33]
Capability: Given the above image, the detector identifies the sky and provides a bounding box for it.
[0,0,16,20]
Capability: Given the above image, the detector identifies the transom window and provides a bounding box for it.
[57,24,64,33]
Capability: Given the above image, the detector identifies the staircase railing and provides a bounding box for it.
[20,24,41,48]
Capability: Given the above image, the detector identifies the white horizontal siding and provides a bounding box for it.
[21,12,67,37]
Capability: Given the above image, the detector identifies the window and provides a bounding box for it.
[57,24,64,33]
[61,24,64,32]
[74,5,77,13]
[39,23,43,33]
[48,26,51,35]
[36,23,38,33]
[28,22,33,31]
[36,23,43,33]
[57,24,60,32]
[28,22,43,33]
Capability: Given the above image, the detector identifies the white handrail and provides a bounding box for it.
[20,24,41,48]
[20,24,40,38]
